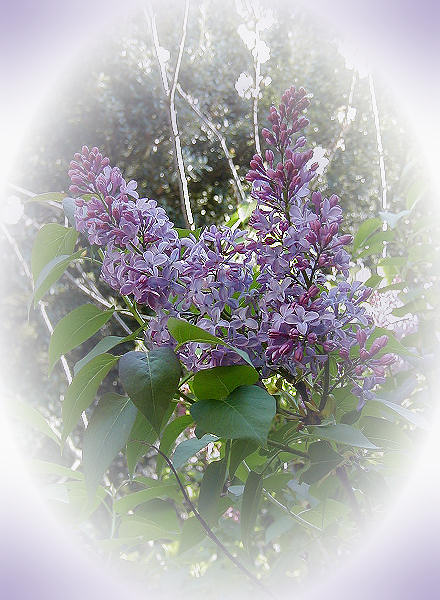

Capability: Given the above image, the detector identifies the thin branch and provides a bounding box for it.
[369,72,388,257]
[147,2,195,230]
[326,70,358,169]
[139,442,274,599]
[251,8,261,154]
[176,84,246,204]
[319,357,330,411]
[266,438,309,459]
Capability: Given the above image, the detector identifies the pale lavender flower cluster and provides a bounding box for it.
[67,89,395,407]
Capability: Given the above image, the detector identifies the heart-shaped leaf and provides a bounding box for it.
[119,348,181,433]
[192,365,259,400]
[190,385,275,445]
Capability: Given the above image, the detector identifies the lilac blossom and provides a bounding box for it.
[67,87,396,409]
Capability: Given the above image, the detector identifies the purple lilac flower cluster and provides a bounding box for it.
[67,88,395,408]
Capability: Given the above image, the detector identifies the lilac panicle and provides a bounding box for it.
[67,88,395,407]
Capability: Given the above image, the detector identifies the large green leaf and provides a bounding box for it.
[172,434,219,470]
[31,223,78,282]
[49,304,114,373]
[190,385,276,445]
[74,335,125,375]
[301,441,343,484]
[33,249,84,306]
[366,399,428,429]
[198,458,227,524]
[83,393,137,494]
[31,459,83,480]
[308,423,378,449]
[192,365,259,400]
[241,470,263,550]
[119,348,181,433]
[62,353,118,442]
[157,415,193,473]
[167,317,254,367]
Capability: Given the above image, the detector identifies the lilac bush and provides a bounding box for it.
[68,86,395,411]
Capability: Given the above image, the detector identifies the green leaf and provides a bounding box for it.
[308,423,378,449]
[364,274,383,288]
[74,336,125,375]
[241,470,263,549]
[62,353,118,443]
[368,399,429,429]
[62,197,76,226]
[190,385,276,445]
[114,482,180,513]
[263,472,293,493]
[175,227,202,239]
[27,192,67,204]
[7,400,59,445]
[119,348,181,433]
[360,416,411,449]
[31,459,83,480]
[198,458,227,524]
[353,218,381,252]
[83,393,137,494]
[125,404,176,475]
[178,517,207,555]
[118,517,180,541]
[172,434,219,470]
[125,411,157,475]
[31,224,78,282]
[49,304,114,373]
[301,441,343,484]
[229,439,259,478]
[167,317,254,367]
[192,365,259,400]
[33,249,84,306]
[156,415,193,473]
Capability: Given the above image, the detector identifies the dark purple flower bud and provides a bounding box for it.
[369,335,389,356]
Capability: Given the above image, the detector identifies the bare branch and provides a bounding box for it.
[176,84,246,204]
[326,71,358,169]
[147,2,195,229]
[369,73,388,257]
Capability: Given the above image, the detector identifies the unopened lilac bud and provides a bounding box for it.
[360,348,370,361]
[265,150,274,163]
[308,285,319,298]
[356,329,367,347]
[279,220,289,232]
[338,234,353,246]
[307,333,317,344]
[369,335,388,356]
[294,347,304,362]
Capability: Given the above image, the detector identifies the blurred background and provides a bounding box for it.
[1,0,438,596]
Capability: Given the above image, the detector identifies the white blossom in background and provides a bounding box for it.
[235,72,254,98]
[306,146,329,175]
